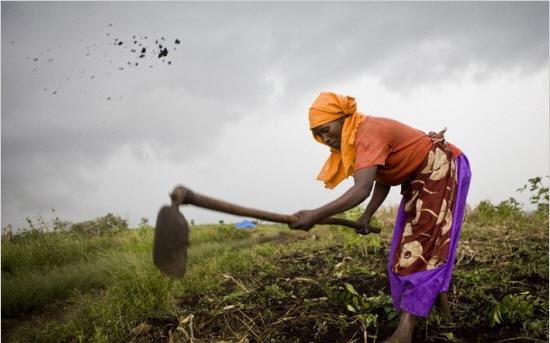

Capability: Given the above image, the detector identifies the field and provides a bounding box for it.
[1,194,548,342]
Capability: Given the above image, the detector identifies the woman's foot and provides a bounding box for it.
[383,312,416,343]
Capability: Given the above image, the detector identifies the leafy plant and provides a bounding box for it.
[489,291,539,328]
[343,283,394,331]
[468,198,525,227]
[517,176,549,213]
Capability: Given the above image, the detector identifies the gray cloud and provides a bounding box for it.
[2,1,548,228]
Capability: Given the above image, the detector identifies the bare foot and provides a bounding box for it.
[383,312,416,343]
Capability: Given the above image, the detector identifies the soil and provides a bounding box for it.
[131,234,548,342]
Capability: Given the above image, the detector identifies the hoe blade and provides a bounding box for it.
[153,206,189,278]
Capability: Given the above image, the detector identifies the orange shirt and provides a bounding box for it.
[354,116,461,186]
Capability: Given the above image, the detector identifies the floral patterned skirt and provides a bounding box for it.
[387,133,471,317]
[392,130,458,276]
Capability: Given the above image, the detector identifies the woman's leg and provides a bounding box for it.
[436,292,451,320]
[384,312,417,343]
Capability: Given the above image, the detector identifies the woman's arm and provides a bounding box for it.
[290,166,377,230]
[358,181,391,227]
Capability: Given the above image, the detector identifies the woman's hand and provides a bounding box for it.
[357,214,382,234]
[289,210,320,231]
[358,213,372,230]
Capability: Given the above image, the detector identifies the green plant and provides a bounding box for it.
[468,198,525,227]
[344,234,382,257]
[190,224,252,245]
[336,205,365,221]
[22,211,69,234]
[51,209,69,232]
[70,213,128,235]
[442,332,458,342]
[138,217,151,229]
[518,176,549,213]
[261,284,288,303]
[489,291,539,328]
[342,283,394,331]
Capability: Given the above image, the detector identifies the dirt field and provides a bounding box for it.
[2,200,548,342]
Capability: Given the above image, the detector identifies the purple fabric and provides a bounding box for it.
[387,154,472,317]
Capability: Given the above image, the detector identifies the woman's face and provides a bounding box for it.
[311,117,345,150]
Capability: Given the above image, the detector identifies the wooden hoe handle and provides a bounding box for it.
[170,186,381,235]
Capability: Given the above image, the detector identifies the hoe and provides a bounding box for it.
[153,185,380,278]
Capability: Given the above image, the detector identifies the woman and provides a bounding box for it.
[290,92,471,343]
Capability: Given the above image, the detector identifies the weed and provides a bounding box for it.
[517,176,549,212]
[340,282,394,339]
[489,291,542,329]
[344,233,383,257]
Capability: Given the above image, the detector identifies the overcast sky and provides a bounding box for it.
[2,1,549,230]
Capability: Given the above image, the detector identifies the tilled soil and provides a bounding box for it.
[128,231,549,342]
[134,245,394,342]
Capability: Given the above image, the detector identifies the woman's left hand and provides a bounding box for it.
[289,210,320,231]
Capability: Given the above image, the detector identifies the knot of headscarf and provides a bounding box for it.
[308,92,366,189]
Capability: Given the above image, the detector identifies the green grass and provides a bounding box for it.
[1,197,548,342]
[1,220,257,318]
[3,226,273,342]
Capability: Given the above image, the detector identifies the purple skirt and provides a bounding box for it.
[388,153,472,317]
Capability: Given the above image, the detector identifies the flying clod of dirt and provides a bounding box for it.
[112,28,181,66]
[26,22,183,97]
[158,47,169,58]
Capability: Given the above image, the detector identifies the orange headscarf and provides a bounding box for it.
[309,92,366,189]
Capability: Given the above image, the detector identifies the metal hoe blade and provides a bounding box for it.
[153,205,189,278]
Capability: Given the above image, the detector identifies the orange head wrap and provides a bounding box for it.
[308,92,366,189]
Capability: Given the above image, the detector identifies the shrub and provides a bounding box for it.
[70,213,128,235]
[468,198,525,227]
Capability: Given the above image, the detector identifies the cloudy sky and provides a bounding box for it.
[2,2,548,230]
